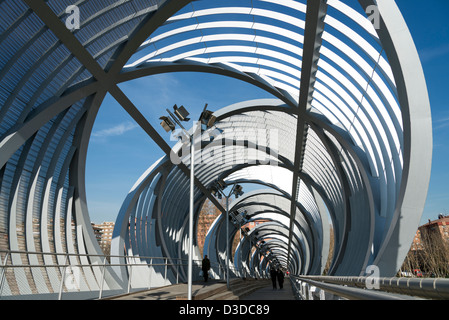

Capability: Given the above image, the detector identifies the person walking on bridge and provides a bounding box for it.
[270,266,277,289]
[277,269,284,289]
[202,255,211,282]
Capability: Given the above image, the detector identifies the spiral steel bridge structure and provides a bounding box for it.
[0,0,431,299]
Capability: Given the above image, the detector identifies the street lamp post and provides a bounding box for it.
[187,132,195,300]
[212,182,243,289]
[160,105,195,299]
[160,104,216,300]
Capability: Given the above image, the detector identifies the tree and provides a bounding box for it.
[400,226,449,278]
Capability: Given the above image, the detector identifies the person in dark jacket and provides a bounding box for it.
[270,266,277,289]
[202,255,211,282]
[277,269,284,289]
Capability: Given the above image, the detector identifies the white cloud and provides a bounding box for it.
[92,121,139,139]
[419,43,449,63]
[433,115,449,131]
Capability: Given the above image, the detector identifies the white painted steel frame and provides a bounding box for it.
[0,0,431,298]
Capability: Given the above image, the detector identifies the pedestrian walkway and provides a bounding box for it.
[241,278,296,300]
[104,279,228,300]
[102,278,273,300]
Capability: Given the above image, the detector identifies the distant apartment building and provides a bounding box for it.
[419,214,449,246]
[404,214,449,277]
[411,228,424,251]
[410,214,449,252]
[91,221,115,257]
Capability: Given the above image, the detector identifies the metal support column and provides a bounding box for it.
[188,134,195,300]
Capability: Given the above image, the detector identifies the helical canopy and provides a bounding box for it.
[0,0,431,296]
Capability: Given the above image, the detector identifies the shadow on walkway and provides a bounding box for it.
[241,278,296,300]
[103,278,296,300]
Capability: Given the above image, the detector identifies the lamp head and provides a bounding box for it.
[173,104,190,122]
[159,116,176,132]
[233,184,244,197]
[199,104,217,130]
[200,110,216,128]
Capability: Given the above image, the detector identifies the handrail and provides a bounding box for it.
[0,249,240,271]
[0,249,247,300]
[0,249,229,271]
[291,275,449,300]
[1,249,191,260]
[0,249,244,272]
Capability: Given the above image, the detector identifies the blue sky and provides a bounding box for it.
[396,0,449,224]
[86,1,449,226]
[86,73,273,222]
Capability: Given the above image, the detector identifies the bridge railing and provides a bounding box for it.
[290,275,449,300]
[0,249,244,300]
